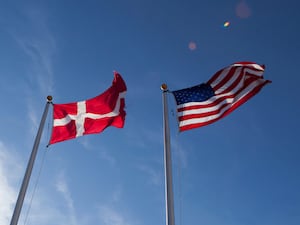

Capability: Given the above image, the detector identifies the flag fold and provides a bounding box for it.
[172,62,271,131]
[49,72,126,144]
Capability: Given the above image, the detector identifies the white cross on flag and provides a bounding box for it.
[49,72,127,145]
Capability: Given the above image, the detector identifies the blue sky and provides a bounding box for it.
[1,1,300,225]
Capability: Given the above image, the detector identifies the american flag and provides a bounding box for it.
[172,62,271,131]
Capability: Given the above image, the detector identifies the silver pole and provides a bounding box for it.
[10,96,53,225]
[161,84,175,225]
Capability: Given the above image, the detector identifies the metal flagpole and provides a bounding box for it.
[161,84,175,225]
[10,96,53,225]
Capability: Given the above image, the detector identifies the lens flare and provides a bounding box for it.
[223,21,230,28]
[188,41,197,51]
[236,0,251,18]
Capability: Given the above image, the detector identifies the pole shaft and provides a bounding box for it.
[10,100,51,225]
[162,88,175,225]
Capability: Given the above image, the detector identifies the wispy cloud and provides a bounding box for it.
[97,205,137,225]
[11,7,56,96]
[77,136,117,165]
[22,189,71,225]
[78,137,92,150]
[125,125,163,150]
[4,6,57,136]
[55,172,78,225]
[0,142,19,225]
[5,163,95,225]
[137,164,162,186]
[0,141,75,225]
[94,186,141,225]
[171,137,188,169]
[110,187,122,203]
[98,147,117,166]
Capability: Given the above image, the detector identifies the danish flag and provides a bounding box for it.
[49,72,126,144]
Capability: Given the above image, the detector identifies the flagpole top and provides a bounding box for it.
[47,95,53,102]
[161,83,168,91]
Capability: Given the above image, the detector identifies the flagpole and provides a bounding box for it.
[161,84,175,225]
[10,96,53,225]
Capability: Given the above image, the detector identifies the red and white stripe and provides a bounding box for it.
[177,62,271,131]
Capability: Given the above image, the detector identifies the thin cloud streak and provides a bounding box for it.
[55,172,78,225]
[10,8,56,96]
[98,147,117,166]
[78,139,117,166]
[22,189,71,225]
[137,164,162,186]
[96,188,140,225]
[0,142,20,225]
[97,205,135,225]
[0,142,73,225]
[5,6,57,137]
[171,137,188,169]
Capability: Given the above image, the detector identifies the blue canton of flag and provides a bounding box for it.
[172,83,215,105]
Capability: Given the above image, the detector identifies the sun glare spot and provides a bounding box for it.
[223,21,230,28]
[236,0,251,18]
[188,41,197,51]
